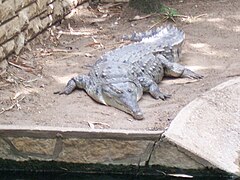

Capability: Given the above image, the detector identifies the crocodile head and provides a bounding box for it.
[101,81,143,120]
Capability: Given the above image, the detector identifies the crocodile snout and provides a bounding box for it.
[101,81,144,120]
[133,111,144,120]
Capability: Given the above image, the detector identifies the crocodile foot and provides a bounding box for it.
[58,79,76,95]
[152,91,171,101]
[149,84,171,100]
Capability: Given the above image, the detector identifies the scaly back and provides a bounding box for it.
[101,25,185,64]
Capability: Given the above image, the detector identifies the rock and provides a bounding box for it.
[163,77,240,176]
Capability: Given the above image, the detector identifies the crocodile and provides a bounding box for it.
[59,25,202,120]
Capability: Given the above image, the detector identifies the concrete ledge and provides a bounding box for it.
[0,125,162,140]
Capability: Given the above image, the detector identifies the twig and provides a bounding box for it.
[13,92,22,100]
[128,14,152,22]
[226,74,240,78]
[180,14,208,23]
[51,48,74,53]
[87,121,110,129]
[193,13,208,19]
[54,53,86,61]
[8,61,35,73]
[148,21,163,30]
[149,13,207,30]
[61,37,82,45]
[0,96,25,115]
[24,77,40,83]
[57,29,98,36]
[8,61,24,70]
[85,37,104,48]
[22,77,40,88]
[85,53,94,57]
[0,82,10,89]
[38,48,90,57]
[50,48,94,56]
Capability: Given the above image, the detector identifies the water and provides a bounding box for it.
[0,172,161,180]
[1,171,235,180]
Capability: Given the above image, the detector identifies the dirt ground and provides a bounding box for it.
[0,0,239,131]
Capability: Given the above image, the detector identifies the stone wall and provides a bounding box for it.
[0,127,160,166]
[0,0,87,75]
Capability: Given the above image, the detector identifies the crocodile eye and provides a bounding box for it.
[128,89,133,93]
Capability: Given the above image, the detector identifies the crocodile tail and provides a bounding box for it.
[122,24,185,47]
[122,27,164,42]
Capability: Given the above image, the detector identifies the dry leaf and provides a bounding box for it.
[129,14,152,22]
[87,121,110,129]
[85,53,94,57]
[88,122,95,129]
[13,92,22,100]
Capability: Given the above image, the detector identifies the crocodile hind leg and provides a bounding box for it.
[158,55,203,79]
[59,75,90,95]
[139,77,170,100]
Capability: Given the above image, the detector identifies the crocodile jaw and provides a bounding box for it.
[101,82,143,120]
[112,97,143,120]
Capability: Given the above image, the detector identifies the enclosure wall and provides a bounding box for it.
[0,0,86,74]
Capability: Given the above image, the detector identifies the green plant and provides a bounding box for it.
[159,4,179,22]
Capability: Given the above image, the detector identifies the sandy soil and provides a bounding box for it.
[0,0,239,131]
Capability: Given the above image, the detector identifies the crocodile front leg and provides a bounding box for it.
[59,75,90,95]
[158,55,203,79]
[139,77,170,100]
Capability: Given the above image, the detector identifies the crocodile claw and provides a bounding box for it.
[182,69,203,79]
[58,79,77,95]
[58,90,69,95]
[53,90,70,95]
[156,93,171,101]
[149,83,171,100]
[151,91,171,101]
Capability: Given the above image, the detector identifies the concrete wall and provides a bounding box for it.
[0,0,86,75]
